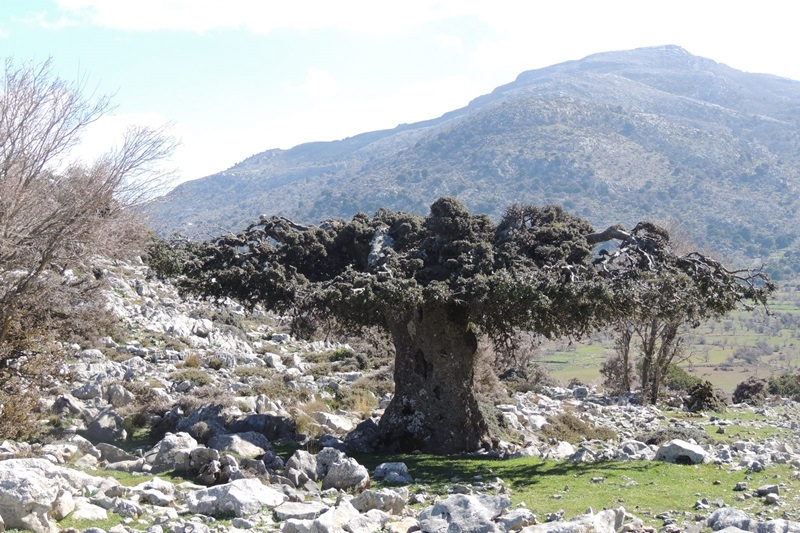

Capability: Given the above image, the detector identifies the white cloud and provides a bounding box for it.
[264,74,480,150]
[67,111,170,163]
[288,68,341,100]
[50,0,455,34]
[436,34,464,54]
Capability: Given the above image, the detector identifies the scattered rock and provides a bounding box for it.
[654,439,708,465]
[186,478,287,517]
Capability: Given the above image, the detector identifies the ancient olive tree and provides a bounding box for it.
[595,222,774,403]
[160,198,772,453]
[0,58,175,437]
[160,199,603,453]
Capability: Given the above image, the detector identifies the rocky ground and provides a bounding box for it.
[2,259,800,533]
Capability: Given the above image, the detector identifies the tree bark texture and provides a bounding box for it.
[377,303,493,454]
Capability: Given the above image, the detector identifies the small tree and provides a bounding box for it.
[596,222,773,404]
[0,58,175,437]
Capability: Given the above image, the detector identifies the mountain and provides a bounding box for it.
[148,45,800,279]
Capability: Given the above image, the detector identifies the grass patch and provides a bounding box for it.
[169,367,213,386]
[59,513,126,531]
[661,407,789,443]
[351,453,797,526]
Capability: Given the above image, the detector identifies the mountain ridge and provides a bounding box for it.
[148,45,800,278]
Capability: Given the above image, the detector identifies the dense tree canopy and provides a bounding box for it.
[157,197,773,453]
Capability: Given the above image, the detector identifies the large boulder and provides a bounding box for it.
[373,462,413,485]
[313,411,356,434]
[706,507,755,531]
[519,507,625,533]
[186,478,287,517]
[149,432,199,473]
[351,488,408,515]
[419,494,511,533]
[0,458,113,533]
[285,450,320,486]
[345,509,391,533]
[0,463,59,532]
[654,439,709,464]
[207,432,269,457]
[282,500,361,533]
[84,410,127,444]
[322,457,370,492]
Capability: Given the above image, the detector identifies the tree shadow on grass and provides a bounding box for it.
[352,452,662,489]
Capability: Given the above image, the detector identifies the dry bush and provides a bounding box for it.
[332,388,378,419]
[473,342,509,401]
[732,376,769,405]
[169,368,213,386]
[685,380,728,413]
[350,367,395,397]
[182,352,202,368]
[292,400,329,438]
[207,357,226,370]
[637,425,710,446]
[177,386,236,414]
[233,365,274,379]
[0,58,175,439]
[540,412,617,444]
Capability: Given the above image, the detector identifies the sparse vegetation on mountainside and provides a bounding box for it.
[150,46,800,279]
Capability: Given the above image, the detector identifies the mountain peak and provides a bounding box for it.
[150,47,800,279]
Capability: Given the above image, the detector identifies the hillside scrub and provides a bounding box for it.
[0,57,175,438]
[152,197,773,454]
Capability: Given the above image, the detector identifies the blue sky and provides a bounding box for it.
[2,1,798,189]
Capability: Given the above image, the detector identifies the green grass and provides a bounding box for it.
[58,514,126,532]
[661,408,787,443]
[352,453,797,526]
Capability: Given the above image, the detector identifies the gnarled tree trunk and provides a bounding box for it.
[377,302,493,454]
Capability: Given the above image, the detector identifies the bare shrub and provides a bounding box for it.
[541,412,617,444]
[182,352,202,368]
[0,57,175,439]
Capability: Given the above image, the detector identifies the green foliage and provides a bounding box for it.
[153,197,773,452]
[155,198,635,346]
[664,364,701,393]
[169,368,213,386]
[768,372,800,397]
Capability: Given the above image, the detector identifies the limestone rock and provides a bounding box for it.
[419,494,511,533]
[345,509,391,533]
[274,501,330,521]
[149,432,199,473]
[207,432,269,457]
[351,488,408,514]
[654,439,708,464]
[520,507,625,533]
[186,478,286,517]
[373,462,413,485]
[322,457,370,492]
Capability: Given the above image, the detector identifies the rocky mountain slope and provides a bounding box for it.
[149,45,800,278]
[3,259,800,532]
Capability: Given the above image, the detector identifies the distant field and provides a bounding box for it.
[540,286,800,393]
